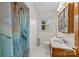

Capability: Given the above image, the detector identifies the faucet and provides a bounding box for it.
[59,37,64,40]
[59,37,68,45]
[59,37,67,44]
[55,35,64,40]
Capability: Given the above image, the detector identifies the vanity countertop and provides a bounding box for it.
[50,37,73,50]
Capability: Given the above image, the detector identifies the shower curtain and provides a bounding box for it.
[20,7,29,57]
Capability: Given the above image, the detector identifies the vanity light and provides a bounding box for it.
[57,2,68,12]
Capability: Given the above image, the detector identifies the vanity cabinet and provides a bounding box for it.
[49,41,77,57]
[58,3,74,33]
[51,48,75,57]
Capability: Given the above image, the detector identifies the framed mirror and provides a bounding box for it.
[58,6,69,33]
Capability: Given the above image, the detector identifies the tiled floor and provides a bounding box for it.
[31,45,50,57]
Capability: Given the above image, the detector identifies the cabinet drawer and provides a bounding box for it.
[52,48,75,57]
[52,48,68,57]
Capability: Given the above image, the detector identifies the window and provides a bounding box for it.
[42,21,46,24]
[41,20,48,30]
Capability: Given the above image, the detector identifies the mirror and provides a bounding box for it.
[58,7,68,33]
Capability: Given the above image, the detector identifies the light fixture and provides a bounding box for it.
[57,2,68,12]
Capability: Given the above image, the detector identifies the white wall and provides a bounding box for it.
[37,11,58,47]
[24,2,38,56]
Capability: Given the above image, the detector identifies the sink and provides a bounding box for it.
[50,37,73,50]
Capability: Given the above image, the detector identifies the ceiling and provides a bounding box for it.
[32,2,60,13]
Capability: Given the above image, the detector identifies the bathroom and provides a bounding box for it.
[0,2,79,57]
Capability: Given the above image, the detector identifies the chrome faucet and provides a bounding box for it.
[59,37,68,44]
[59,37,64,40]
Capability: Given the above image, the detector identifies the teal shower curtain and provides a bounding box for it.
[13,7,29,57]
[20,8,29,57]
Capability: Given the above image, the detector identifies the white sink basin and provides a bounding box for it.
[50,37,73,50]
